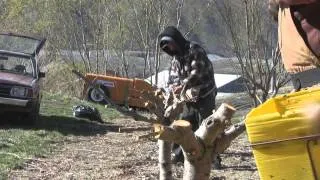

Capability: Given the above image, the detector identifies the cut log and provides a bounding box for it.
[154,103,245,180]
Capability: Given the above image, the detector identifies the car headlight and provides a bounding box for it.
[10,86,32,98]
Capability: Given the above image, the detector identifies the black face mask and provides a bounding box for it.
[160,39,170,49]
[159,26,189,56]
[161,45,179,56]
[160,39,180,56]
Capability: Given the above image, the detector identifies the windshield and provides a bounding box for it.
[0,34,42,54]
[0,56,34,77]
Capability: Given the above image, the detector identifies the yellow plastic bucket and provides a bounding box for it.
[245,87,320,180]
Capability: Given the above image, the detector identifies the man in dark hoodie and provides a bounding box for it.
[159,26,219,165]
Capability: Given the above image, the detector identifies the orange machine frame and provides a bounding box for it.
[82,73,155,108]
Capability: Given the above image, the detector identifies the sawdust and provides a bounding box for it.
[8,118,259,180]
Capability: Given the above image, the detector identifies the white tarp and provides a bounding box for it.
[146,70,241,90]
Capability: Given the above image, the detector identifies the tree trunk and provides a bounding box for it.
[140,90,246,180]
[158,140,173,180]
[154,104,245,180]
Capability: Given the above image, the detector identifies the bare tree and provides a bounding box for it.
[129,0,177,84]
[130,0,152,79]
[152,0,175,85]
[176,0,185,28]
[212,0,289,106]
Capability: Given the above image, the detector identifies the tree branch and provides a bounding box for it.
[214,120,246,154]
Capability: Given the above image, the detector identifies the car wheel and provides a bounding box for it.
[87,86,110,104]
[26,103,40,125]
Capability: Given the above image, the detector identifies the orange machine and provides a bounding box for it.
[82,73,156,108]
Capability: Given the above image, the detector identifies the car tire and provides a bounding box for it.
[87,85,110,104]
[26,103,40,125]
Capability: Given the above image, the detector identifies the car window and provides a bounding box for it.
[0,56,34,77]
[0,34,41,55]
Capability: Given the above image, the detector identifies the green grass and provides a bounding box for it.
[0,128,61,177]
[0,92,121,178]
[41,92,120,119]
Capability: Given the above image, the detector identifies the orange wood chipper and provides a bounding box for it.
[81,73,156,108]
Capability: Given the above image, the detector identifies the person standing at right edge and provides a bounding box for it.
[269,0,320,91]
[268,0,320,132]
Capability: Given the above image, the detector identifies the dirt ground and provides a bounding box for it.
[8,117,259,180]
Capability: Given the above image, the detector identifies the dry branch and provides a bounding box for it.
[214,120,246,154]
[154,103,245,180]
[142,89,166,109]
[118,126,152,133]
[142,90,165,119]
[150,91,187,180]
[142,90,185,126]
[163,100,185,121]
[144,101,165,121]
[158,140,173,180]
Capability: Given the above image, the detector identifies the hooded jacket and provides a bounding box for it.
[159,26,189,57]
[159,26,216,100]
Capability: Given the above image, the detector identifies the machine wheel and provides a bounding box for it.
[87,86,110,104]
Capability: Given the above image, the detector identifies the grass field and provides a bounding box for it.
[0,92,120,177]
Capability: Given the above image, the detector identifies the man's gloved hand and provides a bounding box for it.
[184,87,200,102]
[172,85,183,94]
